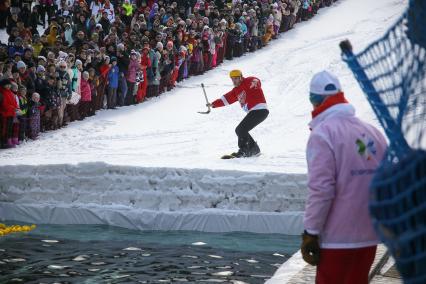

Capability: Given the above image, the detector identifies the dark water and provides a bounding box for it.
[0,224,299,284]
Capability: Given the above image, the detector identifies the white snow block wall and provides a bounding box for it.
[0,163,307,234]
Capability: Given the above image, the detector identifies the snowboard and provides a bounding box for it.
[221,154,237,159]
[220,152,261,159]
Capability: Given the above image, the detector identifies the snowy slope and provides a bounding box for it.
[0,0,408,234]
[0,0,407,172]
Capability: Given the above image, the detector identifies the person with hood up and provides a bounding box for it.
[47,25,59,46]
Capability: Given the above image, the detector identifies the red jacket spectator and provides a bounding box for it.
[0,86,18,117]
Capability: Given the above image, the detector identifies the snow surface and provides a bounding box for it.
[0,0,408,236]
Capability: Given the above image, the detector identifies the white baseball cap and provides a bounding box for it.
[309,70,342,96]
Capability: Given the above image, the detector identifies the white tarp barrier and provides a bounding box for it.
[0,203,304,234]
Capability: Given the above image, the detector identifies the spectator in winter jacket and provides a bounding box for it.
[147,42,162,98]
[57,61,71,127]
[41,75,60,130]
[16,85,29,143]
[79,71,91,119]
[107,56,119,109]
[90,0,104,18]
[116,45,129,106]
[209,69,269,158]
[137,45,151,103]
[0,79,18,148]
[301,70,387,284]
[126,50,140,105]
[8,37,25,58]
[17,61,35,95]
[10,82,20,145]
[28,92,41,140]
[103,0,115,23]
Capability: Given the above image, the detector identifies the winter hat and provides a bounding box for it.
[75,59,83,66]
[32,92,40,101]
[12,65,19,74]
[117,43,125,50]
[309,70,341,96]
[58,51,68,59]
[17,61,26,69]
[110,56,117,62]
[36,65,46,73]
[156,42,163,49]
[229,69,242,78]
[38,56,47,62]
[0,78,11,87]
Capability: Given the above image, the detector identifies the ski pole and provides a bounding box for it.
[198,83,211,114]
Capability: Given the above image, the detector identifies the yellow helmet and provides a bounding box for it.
[229,69,242,78]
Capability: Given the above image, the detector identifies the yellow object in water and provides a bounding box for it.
[0,224,36,237]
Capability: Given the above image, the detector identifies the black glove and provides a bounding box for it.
[301,230,320,266]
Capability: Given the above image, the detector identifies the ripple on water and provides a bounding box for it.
[73,255,89,261]
[0,235,289,284]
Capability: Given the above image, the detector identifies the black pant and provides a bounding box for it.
[1,116,13,147]
[235,109,269,152]
[0,10,7,28]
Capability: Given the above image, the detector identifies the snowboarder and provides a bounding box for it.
[208,69,269,158]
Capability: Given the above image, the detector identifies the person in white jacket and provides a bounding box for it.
[90,0,103,18]
[301,70,387,284]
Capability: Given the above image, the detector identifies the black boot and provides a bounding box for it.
[249,142,261,156]
[231,148,247,158]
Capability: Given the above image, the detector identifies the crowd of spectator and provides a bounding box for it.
[0,0,338,149]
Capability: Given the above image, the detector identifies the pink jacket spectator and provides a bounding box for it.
[80,78,91,102]
[127,58,140,83]
[304,103,387,249]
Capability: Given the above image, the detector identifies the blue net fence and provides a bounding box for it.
[340,1,426,283]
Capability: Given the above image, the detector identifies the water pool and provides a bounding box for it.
[0,223,300,283]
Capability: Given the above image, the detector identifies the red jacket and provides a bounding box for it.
[0,86,18,117]
[211,76,267,112]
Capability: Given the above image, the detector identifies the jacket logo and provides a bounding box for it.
[355,134,377,160]
[238,91,246,105]
[250,79,260,89]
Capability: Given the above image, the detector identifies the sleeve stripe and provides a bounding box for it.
[221,96,229,106]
